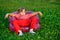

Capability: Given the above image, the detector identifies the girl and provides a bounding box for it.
[5,8,43,36]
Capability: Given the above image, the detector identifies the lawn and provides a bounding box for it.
[0,0,60,40]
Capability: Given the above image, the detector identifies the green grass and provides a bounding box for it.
[0,0,60,40]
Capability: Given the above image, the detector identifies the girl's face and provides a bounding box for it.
[22,9,25,13]
[20,9,26,15]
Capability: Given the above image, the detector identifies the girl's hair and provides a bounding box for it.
[17,7,25,13]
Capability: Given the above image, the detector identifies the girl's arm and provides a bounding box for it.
[5,13,15,19]
[29,12,43,17]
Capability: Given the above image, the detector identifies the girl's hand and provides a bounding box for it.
[4,13,9,19]
[38,12,43,16]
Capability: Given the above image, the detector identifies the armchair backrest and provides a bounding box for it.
[8,11,33,22]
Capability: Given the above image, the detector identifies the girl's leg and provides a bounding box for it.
[29,16,40,34]
[12,20,21,34]
[30,16,40,30]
